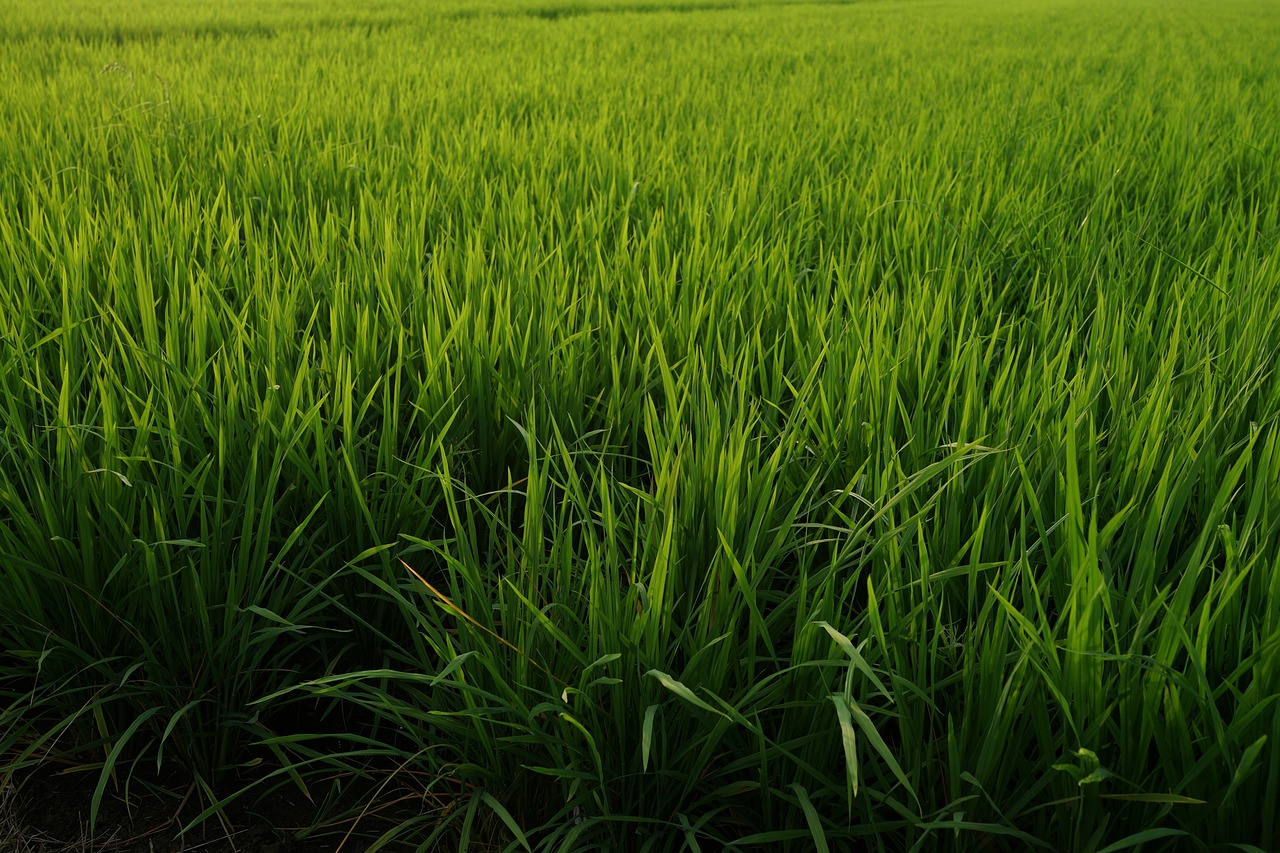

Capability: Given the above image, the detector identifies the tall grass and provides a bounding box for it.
[2,0,1279,848]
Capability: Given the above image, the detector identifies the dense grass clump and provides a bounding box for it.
[2,0,1279,849]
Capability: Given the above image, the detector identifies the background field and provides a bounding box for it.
[2,0,1279,849]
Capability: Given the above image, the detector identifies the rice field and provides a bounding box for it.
[2,0,1279,849]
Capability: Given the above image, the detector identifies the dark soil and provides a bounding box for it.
[5,762,429,852]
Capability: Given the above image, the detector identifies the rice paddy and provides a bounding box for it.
[1,0,1279,849]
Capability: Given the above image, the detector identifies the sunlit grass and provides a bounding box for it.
[2,0,1279,849]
